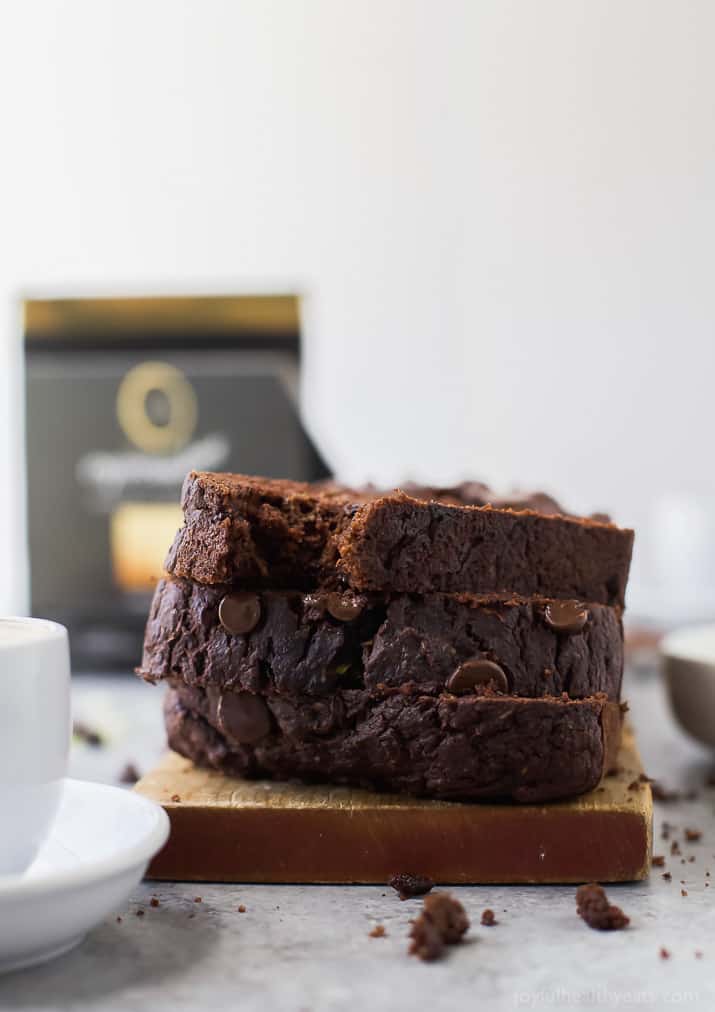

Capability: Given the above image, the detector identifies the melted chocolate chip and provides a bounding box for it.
[447,658,508,695]
[325,592,364,622]
[219,592,262,636]
[217,692,271,744]
[544,600,589,634]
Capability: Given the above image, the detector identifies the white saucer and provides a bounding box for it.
[0,779,170,974]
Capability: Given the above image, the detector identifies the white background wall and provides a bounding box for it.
[1,0,715,618]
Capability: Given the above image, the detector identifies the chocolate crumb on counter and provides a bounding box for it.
[671,841,681,856]
[116,916,122,923]
[369,924,386,938]
[193,896,202,903]
[119,762,141,785]
[663,873,672,881]
[575,883,629,931]
[150,897,160,908]
[73,721,104,747]
[389,872,435,901]
[660,947,671,960]
[408,893,470,961]
[171,794,181,803]
[681,889,688,897]
[685,829,702,842]
[481,909,497,926]
[652,855,665,867]
[238,905,246,913]
[136,909,145,917]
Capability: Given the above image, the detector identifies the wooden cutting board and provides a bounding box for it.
[136,723,652,884]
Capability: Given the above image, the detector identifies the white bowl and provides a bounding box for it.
[661,624,715,748]
[0,779,169,974]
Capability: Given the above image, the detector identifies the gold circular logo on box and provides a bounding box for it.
[116,361,198,454]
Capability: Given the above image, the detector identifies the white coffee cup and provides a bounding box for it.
[0,618,70,874]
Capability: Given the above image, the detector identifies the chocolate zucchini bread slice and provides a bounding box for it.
[139,577,624,702]
[164,684,623,803]
[165,471,633,606]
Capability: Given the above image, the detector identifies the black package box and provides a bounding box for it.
[25,295,329,669]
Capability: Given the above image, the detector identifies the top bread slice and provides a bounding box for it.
[164,471,634,606]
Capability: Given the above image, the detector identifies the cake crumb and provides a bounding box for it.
[119,762,141,784]
[171,794,181,803]
[480,909,497,926]
[408,893,469,961]
[388,872,434,901]
[150,897,160,908]
[663,873,672,881]
[652,855,665,867]
[685,828,702,842]
[681,889,688,897]
[369,924,386,938]
[136,909,144,917]
[238,905,246,913]
[660,947,671,960]
[73,721,103,747]
[575,883,629,931]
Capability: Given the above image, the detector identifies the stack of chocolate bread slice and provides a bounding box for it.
[138,471,634,803]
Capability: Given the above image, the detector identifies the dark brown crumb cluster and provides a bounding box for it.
[480,909,497,926]
[388,872,435,901]
[685,828,702,842]
[408,893,470,961]
[576,883,629,931]
[369,924,386,938]
[652,855,665,867]
[119,762,141,784]
[73,721,103,747]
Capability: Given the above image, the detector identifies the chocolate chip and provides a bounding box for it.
[325,592,364,622]
[447,658,508,695]
[217,692,272,744]
[544,600,589,633]
[219,592,261,635]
